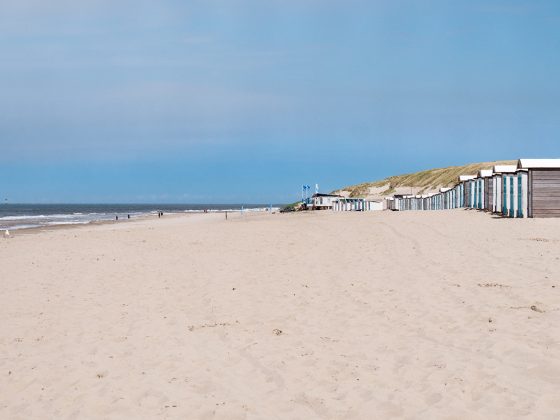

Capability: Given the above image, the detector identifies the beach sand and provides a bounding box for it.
[1,210,560,419]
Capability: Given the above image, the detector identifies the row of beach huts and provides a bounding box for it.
[310,159,560,218]
[386,159,560,218]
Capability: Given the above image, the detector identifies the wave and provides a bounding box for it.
[0,204,281,230]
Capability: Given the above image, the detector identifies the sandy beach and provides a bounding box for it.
[1,210,560,419]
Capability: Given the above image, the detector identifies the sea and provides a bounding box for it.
[0,204,280,231]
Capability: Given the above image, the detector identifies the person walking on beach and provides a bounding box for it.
[115,215,118,221]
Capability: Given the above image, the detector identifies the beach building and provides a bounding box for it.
[500,169,528,218]
[382,159,560,218]
[459,175,476,209]
[501,173,515,217]
[311,193,343,210]
[440,188,452,210]
[491,165,517,213]
[331,197,383,212]
[453,184,463,208]
[478,169,493,211]
[391,194,412,211]
[517,159,560,218]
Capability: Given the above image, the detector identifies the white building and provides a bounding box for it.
[311,193,344,210]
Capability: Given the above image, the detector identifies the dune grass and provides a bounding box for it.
[335,160,516,197]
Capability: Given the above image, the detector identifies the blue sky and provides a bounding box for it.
[1,0,559,203]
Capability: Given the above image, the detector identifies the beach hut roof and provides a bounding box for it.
[312,193,343,198]
[478,169,493,178]
[458,175,476,182]
[493,165,517,173]
[518,159,560,169]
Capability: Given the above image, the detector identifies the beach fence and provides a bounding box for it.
[384,159,560,218]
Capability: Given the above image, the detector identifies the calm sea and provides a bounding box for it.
[0,204,279,230]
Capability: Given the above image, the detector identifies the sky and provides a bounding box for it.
[1,0,559,203]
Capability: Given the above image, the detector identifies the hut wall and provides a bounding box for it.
[529,169,560,218]
[503,175,519,218]
[492,176,502,213]
[482,180,486,209]
[484,178,493,211]
[502,175,510,216]
[517,171,528,218]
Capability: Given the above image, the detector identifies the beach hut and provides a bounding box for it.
[502,173,514,217]
[517,159,560,218]
[477,170,493,211]
[500,170,528,218]
[440,188,452,210]
[452,184,460,208]
[393,194,415,211]
[491,165,517,213]
[468,179,477,208]
[459,175,476,208]
[312,193,344,210]
[331,197,384,212]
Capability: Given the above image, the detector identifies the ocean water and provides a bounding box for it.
[0,204,279,230]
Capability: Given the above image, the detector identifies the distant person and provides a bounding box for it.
[116,215,118,221]
[127,214,130,219]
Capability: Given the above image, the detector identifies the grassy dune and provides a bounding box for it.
[335,160,517,197]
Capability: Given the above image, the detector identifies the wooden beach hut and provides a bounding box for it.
[502,173,514,217]
[458,175,476,208]
[491,165,517,213]
[454,183,463,208]
[440,188,452,210]
[517,159,560,218]
[500,169,528,218]
[477,169,493,211]
[332,197,384,212]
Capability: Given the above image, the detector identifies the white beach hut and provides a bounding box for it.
[312,193,343,210]
[501,170,528,218]
[477,169,493,211]
[491,165,517,213]
[440,188,452,210]
[458,175,476,208]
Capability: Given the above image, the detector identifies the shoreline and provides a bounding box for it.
[1,208,277,235]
